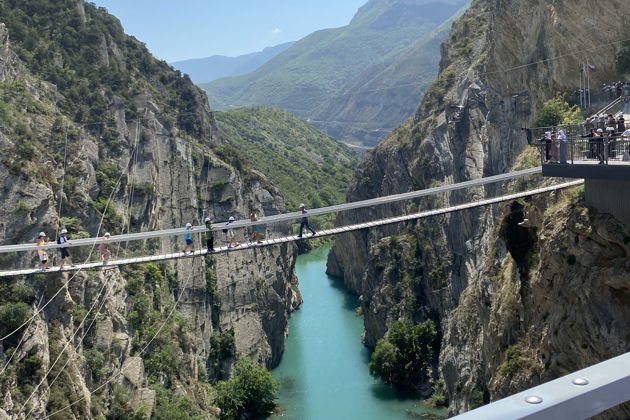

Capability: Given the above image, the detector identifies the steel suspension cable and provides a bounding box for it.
[42,258,197,419]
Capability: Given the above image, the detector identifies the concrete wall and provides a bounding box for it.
[585,179,630,226]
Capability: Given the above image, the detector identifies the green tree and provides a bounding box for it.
[214,358,278,420]
[617,41,630,74]
[369,320,437,385]
[533,97,582,128]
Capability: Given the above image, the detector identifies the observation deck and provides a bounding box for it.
[532,117,630,225]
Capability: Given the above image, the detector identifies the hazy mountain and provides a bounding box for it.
[171,42,294,84]
[200,0,468,146]
[309,10,464,147]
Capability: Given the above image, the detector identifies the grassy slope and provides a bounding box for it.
[215,107,358,213]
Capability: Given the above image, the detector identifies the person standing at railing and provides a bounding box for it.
[543,131,552,162]
[594,129,605,164]
[621,128,630,162]
[36,232,50,270]
[581,129,596,159]
[606,126,617,159]
[558,130,568,164]
[617,115,625,133]
[550,132,559,163]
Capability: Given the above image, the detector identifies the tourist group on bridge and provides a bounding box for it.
[30,204,317,270]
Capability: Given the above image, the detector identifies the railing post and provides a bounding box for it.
[604,139,609,164]
[570,138,574,164]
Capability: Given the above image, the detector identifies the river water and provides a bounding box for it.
[269,245,446,420]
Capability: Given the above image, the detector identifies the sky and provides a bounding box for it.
[89,0,367,63]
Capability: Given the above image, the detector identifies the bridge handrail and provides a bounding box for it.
[450,351,630,420]
[0,167,542,254]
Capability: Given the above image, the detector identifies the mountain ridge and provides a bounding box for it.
[200,0,467,111]
[171,41,294,84]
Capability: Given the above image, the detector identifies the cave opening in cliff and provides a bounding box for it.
[499,201,537,281]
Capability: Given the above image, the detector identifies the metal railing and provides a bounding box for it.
[533,137,630,166]
[451,351,630,420]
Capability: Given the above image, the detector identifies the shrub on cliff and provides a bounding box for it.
[617,41,630,74]
[214,358,278,420]
[369,320,437,386]
[532,97,582,128]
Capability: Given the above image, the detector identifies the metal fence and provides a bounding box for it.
[533,137,630,165]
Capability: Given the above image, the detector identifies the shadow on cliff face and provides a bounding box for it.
[499,201,538,280]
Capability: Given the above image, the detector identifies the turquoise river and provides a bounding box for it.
[268,245,446,420]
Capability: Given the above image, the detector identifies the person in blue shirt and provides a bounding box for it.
[297,204,316,238]
[182,223,194,254]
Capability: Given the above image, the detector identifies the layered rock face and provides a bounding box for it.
[0,6,300,418]
[328,0,630,416]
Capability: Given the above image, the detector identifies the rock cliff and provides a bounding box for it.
[328,0,630,416]
[0,2,301,418]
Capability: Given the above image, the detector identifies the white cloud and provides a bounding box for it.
[271,28,281,35]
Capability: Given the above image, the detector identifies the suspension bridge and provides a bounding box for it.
[0,166,585,277]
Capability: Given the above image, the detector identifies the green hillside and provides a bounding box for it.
[0,0,209,138]
[215,107,358,211]
[201,0,468,119]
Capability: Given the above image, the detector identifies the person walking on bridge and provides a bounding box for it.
[297,204,316,238]
[57,228,75,268]
[204,217,215,253]
[36,232,50,270]
[98,232,112,263]
[182,223,194,254]
[248,208,263,244]
[226,216,238,248]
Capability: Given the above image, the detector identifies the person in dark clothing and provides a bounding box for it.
[57,228,75,268]
[594,128,605,164]
[204,217,214,253]
[617,115,625,133]
[581,129,596,159]
[297,204,316,238]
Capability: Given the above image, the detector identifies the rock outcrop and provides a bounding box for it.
[328,0,630,416]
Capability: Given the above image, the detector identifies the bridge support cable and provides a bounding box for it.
[0,166,543,256]
[20,273,114,418]
[39,257,197,419]
[0,180,583,278]
[450,351,630,420]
